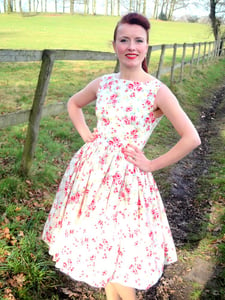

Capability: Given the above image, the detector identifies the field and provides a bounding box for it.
[0,14,216,115]
[0,14,224,300]
[0,14,214,51]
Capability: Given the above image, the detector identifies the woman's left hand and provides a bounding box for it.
[122,144,151,172]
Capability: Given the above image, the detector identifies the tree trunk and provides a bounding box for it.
[13,0,16,11]
[70,0,74,14]
[117,0,120,16]
[19,0,23,13]
[143,0,146,15]
[153,0,159,19]
[110,0,114,16]
[168,0,176,21]
[105,0,108,15]
[7,0,13,13]
[92,0,96,14]
[209,0,220,40]
[55,0,57,12]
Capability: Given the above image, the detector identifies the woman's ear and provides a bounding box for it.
[112,41,117,53]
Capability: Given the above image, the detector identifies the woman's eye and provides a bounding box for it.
[137,39,144,43]
[120,39,127,43]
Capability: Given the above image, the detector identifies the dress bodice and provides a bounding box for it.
[96,73,162,149]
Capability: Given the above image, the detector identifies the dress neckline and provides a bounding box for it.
[113,73,157,85]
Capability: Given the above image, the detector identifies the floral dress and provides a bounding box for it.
[42,73,177,290]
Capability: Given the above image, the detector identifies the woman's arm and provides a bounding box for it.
[67,77,101,142]
[123,84,201,172]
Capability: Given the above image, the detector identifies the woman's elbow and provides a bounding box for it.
[191,132,201,149]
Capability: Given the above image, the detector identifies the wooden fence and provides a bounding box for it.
[0,39,224,175]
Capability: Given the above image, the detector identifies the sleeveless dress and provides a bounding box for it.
[42,73,177,290]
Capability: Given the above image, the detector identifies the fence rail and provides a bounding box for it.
[0,39,224,175]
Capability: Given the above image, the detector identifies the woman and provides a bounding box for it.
[42,13,201,300]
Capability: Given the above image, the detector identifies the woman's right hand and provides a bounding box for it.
[83,128,98,143]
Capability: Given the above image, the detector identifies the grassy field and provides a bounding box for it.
[0,14,214,51]
[0,14,224,299]
[0,14,216,115]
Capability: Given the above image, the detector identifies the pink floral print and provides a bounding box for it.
[42,73,177,290]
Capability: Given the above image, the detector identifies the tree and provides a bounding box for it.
[19,0,22,12]
[153,0,191,20]
[92,0,96,14]
[70,0,74,14]
[142,0,146,15]
[153,0,159,18]
[7,0,13,13]
[209,0,225,40]
[84,0,90,14]
[117,0,120,15]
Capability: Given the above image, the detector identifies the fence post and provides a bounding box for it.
[114,59,120,73]
[146,45,152,69]
[197,42,201,65]
[190,43,196,76]
[156,44,166,79]
[213,40,217,59]
[180,43,186,81]
[202,42,207,67]
[207,42,211,63]
[20,50,55,176]
[170,43,177,84]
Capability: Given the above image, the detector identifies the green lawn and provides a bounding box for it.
[0,13,214,51]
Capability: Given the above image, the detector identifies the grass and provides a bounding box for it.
[0,13,224,299]
[0,14,214,51]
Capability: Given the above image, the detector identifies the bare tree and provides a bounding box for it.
[153,0,159,18]
[209,0,225,40]
[153,0,191,20]
[7,0,13,12]
[92,0,96,14]
[142,0,146,15]
[117,0,120,15]
[84,0,90,14]
[70,0,74,14]
[19,0,23,12]
[105,0,108,15]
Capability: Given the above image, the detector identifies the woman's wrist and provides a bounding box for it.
[147,160,154,172]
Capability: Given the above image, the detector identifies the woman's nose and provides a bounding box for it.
[128,40,135,50]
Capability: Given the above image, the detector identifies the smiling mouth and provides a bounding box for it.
[126,54,138,59]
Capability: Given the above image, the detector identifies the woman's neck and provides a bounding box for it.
[118,67,150,82]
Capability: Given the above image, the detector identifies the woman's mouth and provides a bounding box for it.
[126,54,138,59]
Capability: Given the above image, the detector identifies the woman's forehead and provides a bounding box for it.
[116,23,147,38]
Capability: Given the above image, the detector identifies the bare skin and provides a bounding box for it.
[105,283,136,300]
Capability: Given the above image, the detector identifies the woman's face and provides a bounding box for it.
[113,23,148,70]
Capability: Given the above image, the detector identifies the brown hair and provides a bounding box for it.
[113,13,150,73]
